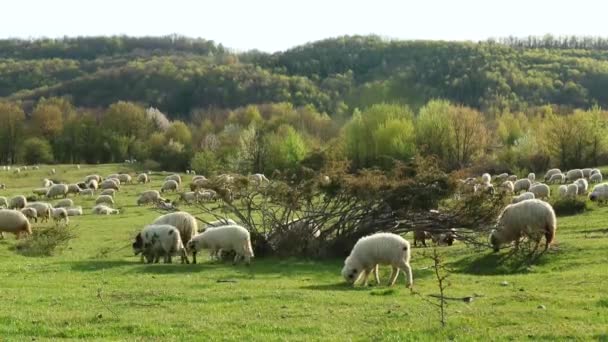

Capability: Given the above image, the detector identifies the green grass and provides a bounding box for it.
[0,164,607,340]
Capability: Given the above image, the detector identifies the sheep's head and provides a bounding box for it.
[489,230,500,252]
[341,257,362,285]
[132,233,144,255]
[589,193,598,202]
[186,239,198,253]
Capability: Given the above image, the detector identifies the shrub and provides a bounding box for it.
[12,225,76,256]
[191,151,220,176]
[551,197,587,216]
[142,159,161,171]
[20,137,54,164]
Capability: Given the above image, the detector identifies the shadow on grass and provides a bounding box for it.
[451,249,551,275]
[70,260,134,272]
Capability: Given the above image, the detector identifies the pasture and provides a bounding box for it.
[0,164,606,340]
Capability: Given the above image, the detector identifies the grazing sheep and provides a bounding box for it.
[165,174,182,185]
[118,174,132,184]
[201,218,238,232]
[491,199,556,252]
[137,173,149,184]
[42,178,54,188]
[20,207,38,223]
[99,180,120,191]
[95,195,114,206]
[575,178,589,195]
[512,192,535,204]
[87,179,99,190]
[513,179,532,193]
[558,185,568,197]
[190,178,209,191]
[566,169,583,182]
[499,181,514,194]
[548,173,565,184]
[46,184,69,199]
[33,188,49,196]
[132,224,186,264]
[66,184,81,196]
[84,174,102,184]
[51,208,69,225]
[481,173,491,184]
[152,212,198,263]
[198,189,217,202]
[161,180,179,193]
[413,230,432,247]
[476,182,495,195]
[341,232,413,288]
[0,196,7,208]
[493,173,509,183]
[507,175,517,182]
[0,209,32,238]
[589,183,608,204]
[66,206,83,216]
[80,189,94,197]
[25,202,52,222]
[590,173,603,184]
[106,174,119,180]
[528,173,536,182]
[529,183,550,200]
[8,195,27,210]
[566,183,579,198]
[137,190,163,206]
[100,189,116,197]
[544,168,562,181]
[187,224,254,265]
[591,169,601,176]
[582,168,593,178]
[92,204,119,215]
[192,175,206,182]
[107,178,121,186]
[179,192,198,205]
[54,199,74,208]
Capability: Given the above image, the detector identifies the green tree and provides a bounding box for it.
[31,103,63,139]
[165,120,192,146]
[20,137,53,164]
[0,101,26,164]
[191,151,220,176]
[416,100,452,162]
[265,125,308,172]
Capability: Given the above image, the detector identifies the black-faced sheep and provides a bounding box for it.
[132,224,186,264]
[151,212,198,263]
[589,183,608,204]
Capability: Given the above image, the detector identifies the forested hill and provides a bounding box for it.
[3,34,608,118]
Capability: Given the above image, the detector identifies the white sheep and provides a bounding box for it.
[8,195,27,210]
[547,173,565,184]
[106,173,119,180]
[20,207,38,223]
[84,174,102,184]
[589,183,608,204]
[512,192,535,204]
[186,224,254,265]
[0,196,8,208]
[591,169,601,176]
[491,199,556,252]
[481,173,491,184]
[161,180,179,193]
[25,202,52,222]
[137,173,149,184]
[66,206,83,216]
[100,180,120,191]
[132,224,186,264]
[46,184,68,199]
[589,173,603,184]
[92,204,119,215]
[582,168,593,178]
[118,174,132,184]
[513,178,532,193]
[529,183,550,200]
[544,168,561,182]
[80,189,94,197]
[179,192,198,205]
[42,178,54,188]
[493,173,509,183]
[54,199,74,208]
[192,175,207,182]
[51,207,69,226]
[33,188,49,196]
[152,212,198,263]
[100,189,116,197]
[507,175,518,182]
[566,169,583,182]
[201,218,237,232]
[341,232,413,288]
[558,185,568,197]
[499,181,514,194]
[528,173,535,182]
[164,174,182,185]
[198,189,217,202]
[566,183,579,198]
[476,182,495,195]
[574,178,589,195]
[87,179,99,190]
[95,195,115,206]
[0,209,32,238]
[137,190,163,206]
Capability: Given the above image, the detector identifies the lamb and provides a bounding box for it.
[0,196,7,208]
[589,183,608,204]
[528,173,536,182]
[8,195,27,210]
[0,209,32,238]
[99,180,120,191]
[20,207,38,223]
[92,204,119,215]
[42,178,54,188]
[566,169,583,182]
[582,168,593,178]
[341,232,413,288]
[161,180,179,193]
[512,192,535,204]
[51,207,69,225]
[66,206,83,216]
[66,184,81,196]
[558,185,568,197]
[25,202,52,222]
[548,173,565,184]
[529,183,550,200]
[186,224,254,265]
[137,173,149,184]
[574,178,589,195]
[490,199,556,252]
[100,189,116,197]
[481,173,491,184]
[566,183,579,198]
[151,212,198,263]
[132,224,186,264]
[87,179,99,190]
[589,172,603,184]
[54,199,74,208]
[499,181,514,194]
[80,189,94,197]
[544,168,562,182]
[32,188,49,196]
[46,184,69,199]
[95,195,115,206]
[164,174,182,185]
[137,190,163,206]
[513,178,532,193]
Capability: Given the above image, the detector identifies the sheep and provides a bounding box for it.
[591,169,601,176]
[161,180,179,193]
[50,168,56,175]
[137,173,149,184]
[490,199,556,252]
[582,168,593,178]
[99,180,120,191]
[492,173,509,183]
[430,228,457,246]
[558,185,568,197]
[201,218,238,232]
[178,192,198,205]
[0,209,32,238]
[529,183,550,200]
[413,230,432,247]
[14,167,21,174]
[92,204,119,215]
[106,174,120,180]
[575,178,589,195]
[544,168,562,182]
[100,189,116,197]
[33,188,49,196]
[192,175,206,182]
[151,212,198,263]
[66,206,83,216]
[0,196,7,208]
[476,182,495,195]
[8,195,27,210]
[20,207,38,223]
[186,224,254,265]
[25,202,52,222]
[106,177,121,186]
[513,178,532,193]
[84,174,102,184]
[198,189,217,202]
[481,173,491,184]
[548,173,565,184]
[340,232,413,288]
[190,178,209,191]
[512,192,535,204]
[217,174,234,184]
[499,181,514,194]
[589,183,608,204]
[566,183,579,198]
[528,173,536,182]
[46,184,69,199]
[118,174,132,184]
[51,208,69,226]
[507,175,517,182]
[66,184,81,196]
[54,199,74,208]
[80,189,94,197]
[137,190,163,206]
[132,224,186,264]
[87,179,99,190]
[42,178,54,188]
[590,172,603,184]
[566,169,583,182]
[164,174,182,185]
[95,195,114,206]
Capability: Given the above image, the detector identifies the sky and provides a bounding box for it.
[1,0,607,52]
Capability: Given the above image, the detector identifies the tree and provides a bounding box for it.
[0,101,26,164]
[31,102,63,138]
[102,101,150,139]
[191,151,220,176]
[447,106,488,169]
[20,137,53,164]
[265,125,308,172]
[165,121,192,146]
[416,100,452,162]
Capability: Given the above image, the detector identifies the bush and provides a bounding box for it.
[20,137,54,164]
[191,151,220,176]
[12,225,76,256]
[551,197,587,216]
[142,159,161,171]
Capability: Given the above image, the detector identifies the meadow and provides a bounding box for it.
[0,164,606,341]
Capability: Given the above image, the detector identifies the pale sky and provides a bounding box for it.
[1,0,606,52]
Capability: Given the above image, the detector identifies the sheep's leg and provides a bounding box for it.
[361,269,371,286]
[388,267,400,287]
[398,260,414,288]
[192,251,197,264]
[373,265,380,285]
[244,255,251,266]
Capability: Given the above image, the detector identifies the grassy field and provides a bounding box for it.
[0,164,607,341]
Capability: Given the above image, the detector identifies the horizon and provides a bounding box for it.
[2,0,607,53]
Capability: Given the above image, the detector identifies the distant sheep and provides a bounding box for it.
[54,199,74,208]
[582,168,593,178]
[513,178,532,193]
[25,202,52,222]
[161,180,179,193]
[0,196,7,208]
[491,199,556,252]
[591,169,601,176]
[481,173,491,184]
[100,189,116,197]
[132,224,186,264]
[528,173,535,182]
[87,179,99,190]
[187,224,254,265]
[118,174,132,184]
[95,195,114,206]
[67,184,81,196]
[198,189,217,202]
[99,180,120,191]
[589,173,603,184]
[84,174,102,184]
[20,207,38,223]
[512,192,535,204]
[574,178,589,195]
[92,204,119,215]
[51,208,69,226]
[341,232,413,288]
[529,183,550,200]
[499,181,514,194]
[66,206,83,216]
[179,192,198,205]
[46,184,69,199]
[589,183,608,204]
[558,185,567,197]
[544,168,561,182]
[0,209,32,238]
[164,174,182,185]
[80,189,94,197]
[507,175,517,182]
[413,230,432,247]
[548,173,565,184]
[42,178,54,188]
[566,183,579,198]
[137,173,149,184]
[137,190,163,206]
[8,195,27,210]
[493,173,509,183]
[566,169,583,182]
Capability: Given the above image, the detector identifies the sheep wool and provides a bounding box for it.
[137,190,162,206]
[161,180,179,193]
[513,179,532,193]
[8,195,27,209]
[95,195,115,206]
[589,183,608,204]
[132,224,186,264]
[529,183,550,200]
[544,168,561,181]
[512,192,535,204]
[187,224,254,265]
[574,178,589,195]
[341,232,413,288]
[0,209,32,238]
[46,184,69,199]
